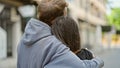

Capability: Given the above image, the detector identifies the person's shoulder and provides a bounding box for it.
[49,35,64,45]
[36,35,62,47]
[44,35,69,50]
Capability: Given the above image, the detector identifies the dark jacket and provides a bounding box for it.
[76,49,93,60]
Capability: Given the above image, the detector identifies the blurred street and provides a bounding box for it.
[99,48,120,68]
[0,58,16,68]
[0,48,120,68]
[0,0,120,68]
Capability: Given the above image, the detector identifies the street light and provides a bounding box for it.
[18,5,36,32]
[18,5,36,18]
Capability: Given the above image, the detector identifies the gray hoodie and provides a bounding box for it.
[17,18,104,68]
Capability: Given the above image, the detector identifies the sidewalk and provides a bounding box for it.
[98,48,120,68]
[0,57,16,68]
[0,48,118,68]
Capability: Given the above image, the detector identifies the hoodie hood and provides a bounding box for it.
[22,18,51,46]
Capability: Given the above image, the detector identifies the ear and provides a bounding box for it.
[63,1,69,16]
[64,7,68,16]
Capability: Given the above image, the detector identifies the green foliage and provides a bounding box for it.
[107,8,120,30]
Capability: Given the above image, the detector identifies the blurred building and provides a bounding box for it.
[0,0,36,59]
[66,0,107,51]
[0,0,107,59]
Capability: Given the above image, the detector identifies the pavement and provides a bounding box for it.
[0,48,120,68]
[0,57,16,68]
[98,48,120,68]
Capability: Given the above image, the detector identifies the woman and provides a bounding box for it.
[52,16,94,60]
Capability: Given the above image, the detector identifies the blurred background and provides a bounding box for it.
[0,0,120,68]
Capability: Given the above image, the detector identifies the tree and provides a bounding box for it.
[107,8,120,30]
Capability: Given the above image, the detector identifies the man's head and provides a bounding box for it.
[37,0,68,26]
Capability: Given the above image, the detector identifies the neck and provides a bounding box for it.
[74,50,80,54]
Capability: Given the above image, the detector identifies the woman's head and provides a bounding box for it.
[52,16,81,52]
[37,0,68,26]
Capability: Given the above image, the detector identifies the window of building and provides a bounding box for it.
[90,3,93,14]
[80,0,83,8]
[97,11,106,21]
[80,0,87,10]
[85,0,90,11]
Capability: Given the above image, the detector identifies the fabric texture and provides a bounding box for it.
[17,18,104,68]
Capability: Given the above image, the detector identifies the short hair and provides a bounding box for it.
[37,0,67,26]
[52,16,81,52]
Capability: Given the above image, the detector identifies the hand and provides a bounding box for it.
[85,48,95,58]
[76,48,94,60]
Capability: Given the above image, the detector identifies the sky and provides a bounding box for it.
[107,0,120,15]
[108,0,120,8]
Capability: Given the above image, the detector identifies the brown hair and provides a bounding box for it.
[37,0,67,26]
[52,16,81,52]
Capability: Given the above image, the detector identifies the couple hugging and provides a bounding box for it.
[17,0,104,68]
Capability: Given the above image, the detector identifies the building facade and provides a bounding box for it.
[0,3,22,59]
[0,0,34,59]
[0,0,107,59]
[66,0,107,51]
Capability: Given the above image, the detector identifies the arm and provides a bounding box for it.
[83,57,104,68]
[44,43,104,68]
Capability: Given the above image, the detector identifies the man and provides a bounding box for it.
[17,0,104,68]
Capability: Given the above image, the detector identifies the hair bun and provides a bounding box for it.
[37,0,68,26]
[38,0,67,13]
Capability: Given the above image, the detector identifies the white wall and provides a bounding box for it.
[12,20,22,58]
[92,25,103,52]
[0,27,7,59]
[11,8,22,58]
